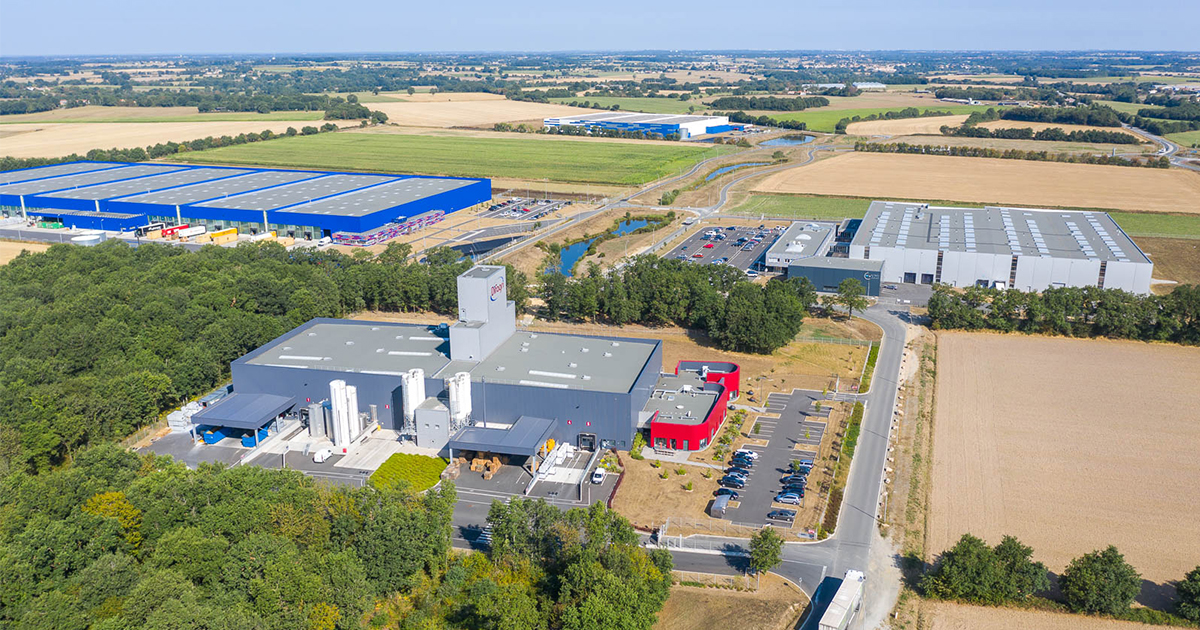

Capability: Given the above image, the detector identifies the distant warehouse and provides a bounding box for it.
[543,112,733,139]
[0,161,491,246]
[847,201,1153,294]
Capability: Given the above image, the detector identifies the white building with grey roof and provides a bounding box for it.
[848,201,1152,294]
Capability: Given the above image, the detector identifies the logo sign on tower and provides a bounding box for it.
[490,281,505,302]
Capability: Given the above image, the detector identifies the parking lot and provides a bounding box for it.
[717,389,827,531]
[662,224,784,272]
[482,197,569,221]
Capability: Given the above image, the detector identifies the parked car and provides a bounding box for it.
[734,449,760,460]
[767,509,796,523]
[719,476,745,489]
[692,253,704,258]
[703,243,715,248]
[715,488,740,500]
[781,485,807,496]
[781,473,807,483]
[775,493,803,505]
[884,284,899,290]
[726,467,751,477]
[726,226,737,231]
[730,459,754,470]
[591,469,605,484]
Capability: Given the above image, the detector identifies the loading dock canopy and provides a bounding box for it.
[449,416,556,457]
[190,393,295,430]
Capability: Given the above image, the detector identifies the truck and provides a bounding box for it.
[818,570,864,630]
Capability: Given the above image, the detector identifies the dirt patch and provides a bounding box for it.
[931,333,1200,604]
[754,152,1200,214]
[611,455,723,532]
[656,573,807,630]
[0,120,357,158]
[924,601,1172,630]
[0,240,51,265]
[846,115,969,136]
[1135,237,1200,294]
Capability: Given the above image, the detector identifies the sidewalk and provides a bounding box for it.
[638,446,724,471]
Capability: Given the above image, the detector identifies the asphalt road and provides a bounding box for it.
[662,224,779,271]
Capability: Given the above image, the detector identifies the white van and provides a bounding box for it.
[591,469,605,484]
[312,448,333,463]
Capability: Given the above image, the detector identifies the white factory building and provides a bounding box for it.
[848,201,1153,294]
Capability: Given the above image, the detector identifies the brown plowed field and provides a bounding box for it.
[931,333,1200,602]
[845,115,969,136]
[369,99,598,128]
[753,152,1200,214]
[926,601,1174,630]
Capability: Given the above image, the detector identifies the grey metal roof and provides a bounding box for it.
[282,177,474,218]
[789,257,884,272]
[191,392,295,430]
[195,174,392,211]
[852,201,1150,264]
[112,170,315,206]
[245,320,451,376]
[45,168,250,200]
[643,372,718,426]
[0,162,124,184]
[470,331,657,394]
[766,223,834,261]
[0,164,180,196]
[448,415,556,457]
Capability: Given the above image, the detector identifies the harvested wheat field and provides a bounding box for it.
[0,241,51,265]
[931,333,1200,605]
[754,152,1200,214]
[370,99,599,128]
[845,115,968,136]
[0,120,356,158]
[655,573,806,630]
[925,601,1171,630]
[977,120,1148,140]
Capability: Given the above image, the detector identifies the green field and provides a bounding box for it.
[1094,100,1146,114]
[731,194,1200,239]
[1166,130,1200,147]
[368,453,448,493]
[174,132,735,185]
[768,104,1002,133]
[551,96,702,115]
[0,111,326,123]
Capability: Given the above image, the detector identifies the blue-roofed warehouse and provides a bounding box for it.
[0,161,492,245]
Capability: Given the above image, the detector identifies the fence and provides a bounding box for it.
[662,516,779,539]
[794,335,876,347]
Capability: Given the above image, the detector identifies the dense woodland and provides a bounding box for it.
[706,95,829,111]
[0,444,670,629]
[926,284,1200,344]
[940,124,1139,144]
[535,256,817,354]
[834,107,959,133]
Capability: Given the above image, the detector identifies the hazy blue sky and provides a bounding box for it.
[1,0,1196,56]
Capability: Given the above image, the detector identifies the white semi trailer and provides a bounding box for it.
[819,570,865,630]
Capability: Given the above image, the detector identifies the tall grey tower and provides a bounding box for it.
[449,265,516,362]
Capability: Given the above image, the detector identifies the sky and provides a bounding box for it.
[0,0,1197,56]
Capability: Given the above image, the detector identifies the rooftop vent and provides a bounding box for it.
[568,362,578,368]
[345,341,354,346]
[581,347,589,353]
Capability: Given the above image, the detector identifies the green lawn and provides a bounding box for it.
[369,453,448,493]
[1165,130,1200,148]
[1093,100,1145,115]
[730,194,1200,239]
[550,96,701,115]
[174,132,734,185]
[768,104,1002,133]
[0,112,326,123]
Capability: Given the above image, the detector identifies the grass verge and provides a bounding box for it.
[173,132,734,185]
[860,343,881,393]
[820,401,864,537]
[369,453,449,493]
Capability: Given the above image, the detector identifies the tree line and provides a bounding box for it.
[535,255,817,354]
[835,107,958,134]
[1137,101,1200,122]
[925,284,1200,345]
[934,86,1063,103]
[922,533,1200,625]
[0,442,673,629]
[940,124,1139,144]
[855,141,1171,169]
[706,95,829,112]
[720,110,809,130]
[1,123,345,173]
[0,240,529,473]
[998,104,1123,127]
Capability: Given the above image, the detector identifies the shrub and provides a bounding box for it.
[650,460,661,468]
[684,481,693,491]
[660,471,669,480]
[1060,546,1141,615]
[369,453,448,493]
[1178,566,1200,621]
[676,467,687,476]
[630,432,646,459]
